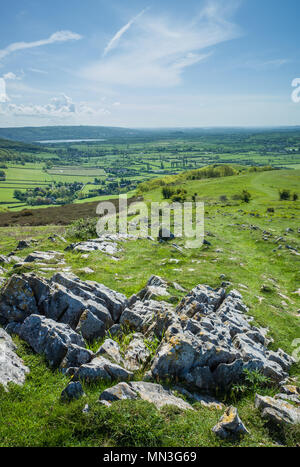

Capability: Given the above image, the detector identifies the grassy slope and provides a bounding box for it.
[0,168,299,447]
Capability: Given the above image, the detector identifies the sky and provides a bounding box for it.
[0,0,300,128]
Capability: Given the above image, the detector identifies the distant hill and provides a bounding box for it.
[1,125,300,144]
[0,138,44,152]
[0,126,150,143]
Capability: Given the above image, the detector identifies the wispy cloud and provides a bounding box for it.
[82,1,241,87]
[0,30,82,61]
[244,58,290,70]
[103,8,148,56]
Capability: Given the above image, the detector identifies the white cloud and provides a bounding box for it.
[103,8,148,56]
[0,93,110,118]
[0,78,9,102]
[3,72,20,80]
[0,30,82,61]
[82,1,240,87]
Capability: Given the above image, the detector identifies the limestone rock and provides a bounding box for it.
[100,381,193,411]
[61,381,85,401]
[19,314,85,369]
[73,357,133,384]
[0,327,29,389]
[255,394,300,425]
[212,406,249,438]
[97,338,123,365]
[123,334,150,371]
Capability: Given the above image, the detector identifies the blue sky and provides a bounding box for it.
[0,0,299,127]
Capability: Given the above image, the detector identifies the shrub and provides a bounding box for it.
[241,190,251,203]
[293,193,298,201]
[279,189,291,201]
[162,187,175,199]
[67,217,97,240]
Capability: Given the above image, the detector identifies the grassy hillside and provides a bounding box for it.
[0,167,299,447]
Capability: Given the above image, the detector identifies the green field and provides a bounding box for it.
[1,128,300,211]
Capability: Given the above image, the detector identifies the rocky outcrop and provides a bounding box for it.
[99,381,193,411]
[66,234,136,255]
[0,328,29,389]
[150,287,294,390]
[0,272,296,409]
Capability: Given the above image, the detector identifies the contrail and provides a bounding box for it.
[103,8,148,56]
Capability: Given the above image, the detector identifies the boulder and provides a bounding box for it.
[255,394,300,425]
[18,314,85,369]
[61,381,85,401]
[16,240,31,250]
[60,344,94,370]
[24,251,63,263]
[137,275,170,301]
[0,327,29,389]
[100,381,193,411]
[212,406,249,439]
[78,311,106,342]
[158,228,175,241]
[51,273,127,322]
[73,357,133,384]
[0,274,38,325]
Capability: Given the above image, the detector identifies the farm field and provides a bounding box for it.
[1,127,300,212]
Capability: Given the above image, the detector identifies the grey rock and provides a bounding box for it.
[176,284,226,318]
[0,327,29,389]
[60,344,94,370]
[123,334,150,371]
[255,394,300,425]
[24,250,63,263]
[61,381,85,401]
[52,272,127,322]
[78,311,106,342]
[158,227,175,241]
[106,324,123,339]
[212,406,249,439]
[120,299,175,335]
[150,285,293,391]
[19,314,85,368]
[97,338,123,365]
[137,275,170,301]
[73,357,133,384]
[0,274,38,325]
[100,381,193,411]
[16,240,31,250]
